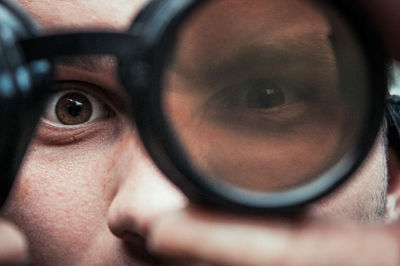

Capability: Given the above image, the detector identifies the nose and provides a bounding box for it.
[107,129,187,239]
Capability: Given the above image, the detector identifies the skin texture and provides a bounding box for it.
[0,0,398,265]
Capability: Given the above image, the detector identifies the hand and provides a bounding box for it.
[0,219,29,266]
[148,206,400,266]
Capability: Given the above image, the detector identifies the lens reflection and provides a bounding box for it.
[162,0,368,192]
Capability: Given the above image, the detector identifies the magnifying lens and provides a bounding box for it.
[141,0,387,212]
[0,0,388,212]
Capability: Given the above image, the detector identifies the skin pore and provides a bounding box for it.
[0,0,391,265]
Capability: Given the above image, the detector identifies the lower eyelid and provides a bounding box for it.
[35,117,121,146]
[40,117,89,129]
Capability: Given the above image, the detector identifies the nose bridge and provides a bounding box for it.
[107,128,187,237]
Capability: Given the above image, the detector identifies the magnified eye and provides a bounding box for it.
[43,89,112,126]
[191,78,322,136]
[214,79,308,116]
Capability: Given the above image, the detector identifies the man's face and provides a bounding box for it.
[0,0,388,265]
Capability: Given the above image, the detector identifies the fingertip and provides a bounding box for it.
[147,210,182,254]
[0,220,30,266]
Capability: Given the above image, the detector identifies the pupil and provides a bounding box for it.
[246,86,284,109]
[67,102,82,117]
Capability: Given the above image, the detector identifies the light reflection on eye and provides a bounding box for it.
[42,89,112,126]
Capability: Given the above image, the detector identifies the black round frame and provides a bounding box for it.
[0,0,53,206]
[129,0,388,212]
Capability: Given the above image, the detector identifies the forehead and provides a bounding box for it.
[16,0,149,30]
[16,0,327,31]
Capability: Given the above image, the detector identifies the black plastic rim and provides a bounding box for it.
[0,0,52,207]
[131,0,388,213]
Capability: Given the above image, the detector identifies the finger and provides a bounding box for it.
[0,219,29,266]
[148,208,400,266]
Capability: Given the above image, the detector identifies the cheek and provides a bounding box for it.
[1,124,128,263]
[308,134,388,222]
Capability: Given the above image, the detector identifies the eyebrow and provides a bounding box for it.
[55,55,116,73]
[54,55,131,112]
[171,33,336,86]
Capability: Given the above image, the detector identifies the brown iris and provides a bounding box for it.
[55,92,92,125]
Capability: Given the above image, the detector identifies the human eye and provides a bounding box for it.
[42,81,114,127]
[202,79,322,135]
[36,80,117,145]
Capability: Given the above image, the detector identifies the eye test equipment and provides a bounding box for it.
[0,0,394,213]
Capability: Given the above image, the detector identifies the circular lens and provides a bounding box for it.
[154,0,383,207]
